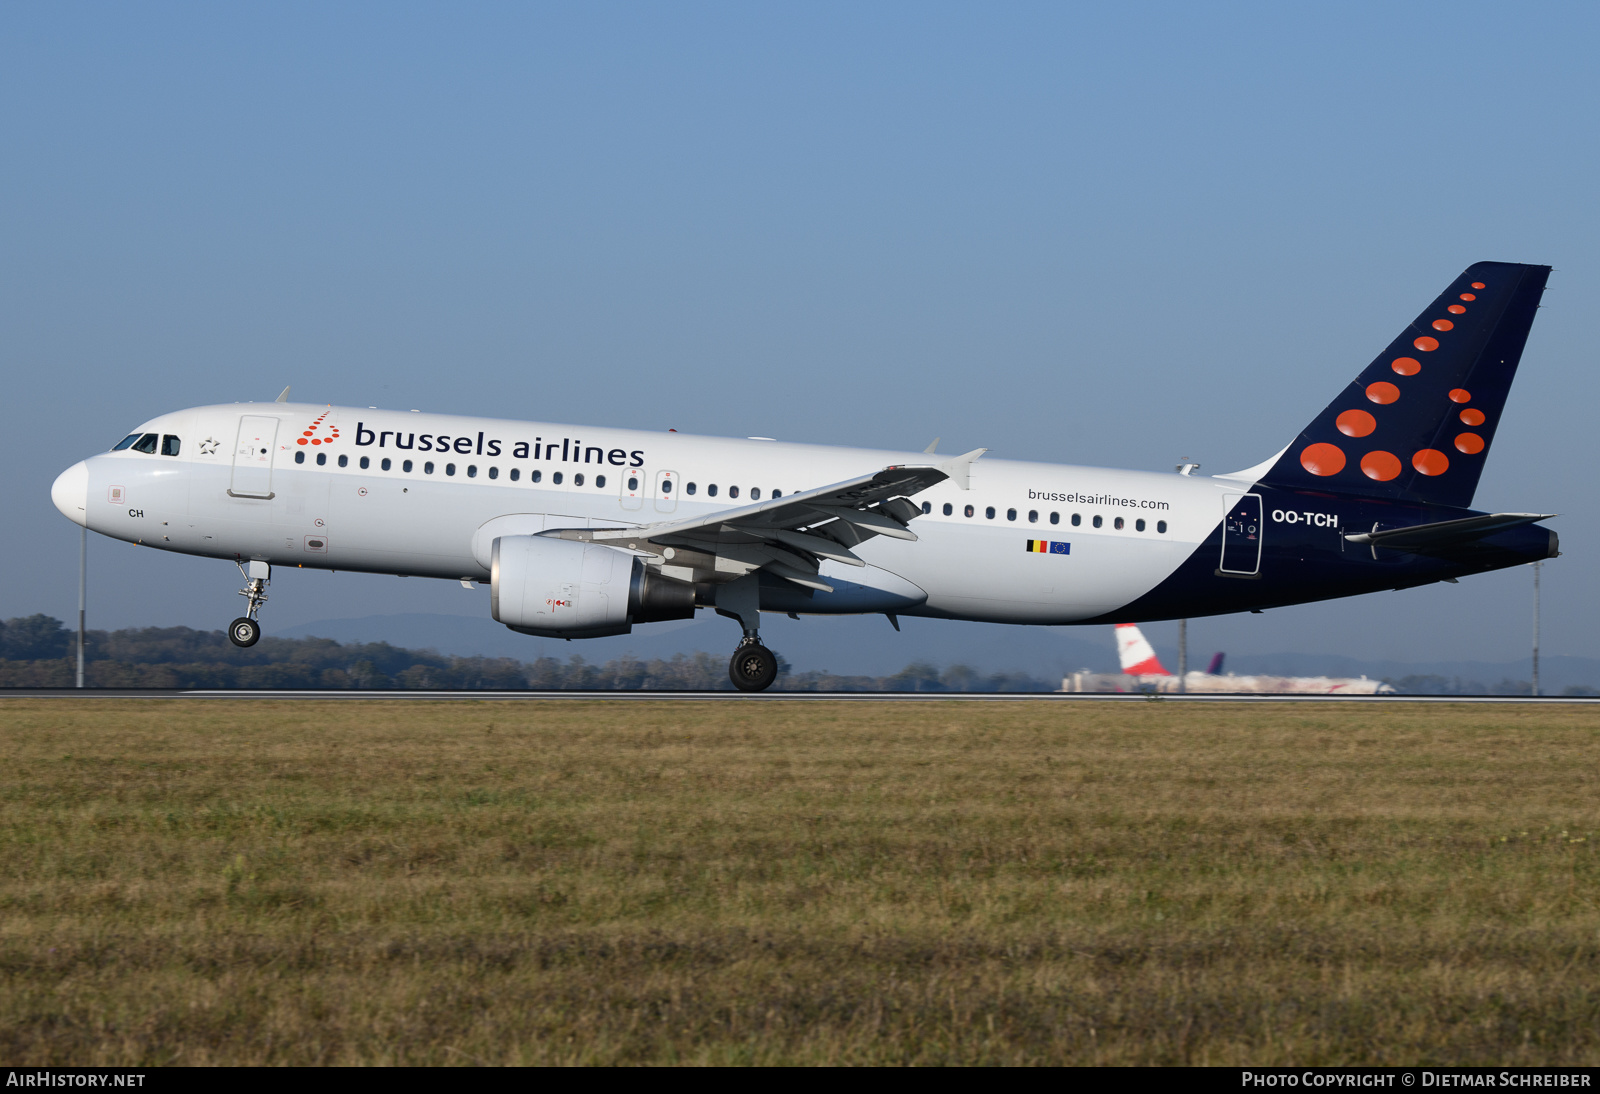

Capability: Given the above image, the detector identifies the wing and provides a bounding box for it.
[544,459,972,592]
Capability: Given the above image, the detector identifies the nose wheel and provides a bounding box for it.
[229,560,270,648]
[729,639,778,692]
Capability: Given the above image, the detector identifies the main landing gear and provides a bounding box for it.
[716,573,780,692]
[228,560,270,648]
[729,637,778,692]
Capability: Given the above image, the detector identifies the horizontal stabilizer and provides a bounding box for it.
[1344,512,1554,550]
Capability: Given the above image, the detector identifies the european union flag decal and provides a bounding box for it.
[1025,540,1070,555]
[1050,541,1070,555]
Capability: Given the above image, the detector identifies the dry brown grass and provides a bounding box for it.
[1,697,1597,1065]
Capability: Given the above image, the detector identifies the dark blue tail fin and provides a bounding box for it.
[1255,261,1550,508]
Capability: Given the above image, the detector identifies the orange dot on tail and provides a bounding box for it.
[1459,293,1476,301]
[1471,281,1485,289]
[1300,443,1346,476]
[1392,357,1421,376]
[297,438,308,445]
[1449,388,1471,403]
[1432,319,1454,331]
[311,438,321,445]
[1366,381,1400,404]
[1412,449,1449,476]
[1455,432,1485,454]
[1336,409,1376,437]
[1459,408,1485,426]
[1414,336,1440,352]
[1361,451,1401,481]
[1447,305,1466,315]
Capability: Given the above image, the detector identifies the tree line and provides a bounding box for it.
[0,615,1052,692]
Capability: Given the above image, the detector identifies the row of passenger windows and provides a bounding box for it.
[296,451,787,499]
[918,499,1167,533]
[290,450,1165,531]
[114,433,180,456]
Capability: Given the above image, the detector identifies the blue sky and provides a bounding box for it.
[3,2,1596,665]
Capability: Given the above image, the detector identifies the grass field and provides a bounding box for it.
[1,698,1597,1065]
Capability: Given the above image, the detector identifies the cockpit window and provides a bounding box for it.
[130,433,158,454]
[161,435,181,456]
[112,434,143,451]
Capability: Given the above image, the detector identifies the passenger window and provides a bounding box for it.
[943,503,953,516]
[708,485,718,497]
[295,451,305,464]
[730,486,740,499]
[1114,517,1124,530]
[1072,513,1081,526]
[488,466,499,479]
[445,463,455,476]
[686,482,696,495]
[424,461,435,474]
[985,506,995,519]
[509,468,520,481]
[338,454,348,468]
[131,433,158,454]
[921,501,931,514]
[1157,520,1167,533]
[772,489,781,498]
[1050,512,1059,525]
[1028,510,1038,523]
[161,435,181,456]
[467,465,477,478]
[1006,508,1017,521]
[574,473,584,486]
[1136,518,1146,532]
[750,488,760,500]
[112,434,142,451]
[596,475,606,488]
[403,460,413,472]
[628,475,639,490]
[360,456,370,470]
[552,471,562,485]
[382,458,392,471]
[316,452,326,466]
[964,504,974,517]
[1092,515,1102,528]
[530,469,541,483]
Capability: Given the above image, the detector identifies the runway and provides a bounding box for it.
[3,689,1597,703]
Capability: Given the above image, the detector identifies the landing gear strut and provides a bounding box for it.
[229,560,270,648]
[716,573,779,692]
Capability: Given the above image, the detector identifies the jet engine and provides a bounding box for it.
[490,534,695,639]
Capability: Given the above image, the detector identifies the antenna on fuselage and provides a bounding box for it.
[275,386,291,403]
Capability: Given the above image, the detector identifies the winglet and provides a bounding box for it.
[939,448,987,490]
[923,437,940,454]
[275,386,291,403]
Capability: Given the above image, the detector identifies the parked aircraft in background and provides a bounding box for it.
[1060,624,1396,694]
[52,262,1558,690]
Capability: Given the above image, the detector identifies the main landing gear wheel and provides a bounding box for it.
[228,617,261,648]
[729,643,778,692]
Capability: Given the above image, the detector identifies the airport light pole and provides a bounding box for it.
[1177,618,1187,694]
[1531,560,1541,698]
[76,526,86,689]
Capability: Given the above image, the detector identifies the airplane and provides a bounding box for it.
[51,261,1559,692]
[1059,623,1396,693]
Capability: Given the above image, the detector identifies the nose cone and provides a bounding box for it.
[52,461,89,527]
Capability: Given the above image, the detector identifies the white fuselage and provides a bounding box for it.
[55,401,1252,625]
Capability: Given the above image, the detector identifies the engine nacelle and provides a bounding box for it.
[490,534,695,639]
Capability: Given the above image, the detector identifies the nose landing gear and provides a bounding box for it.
[228,560,270,648]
